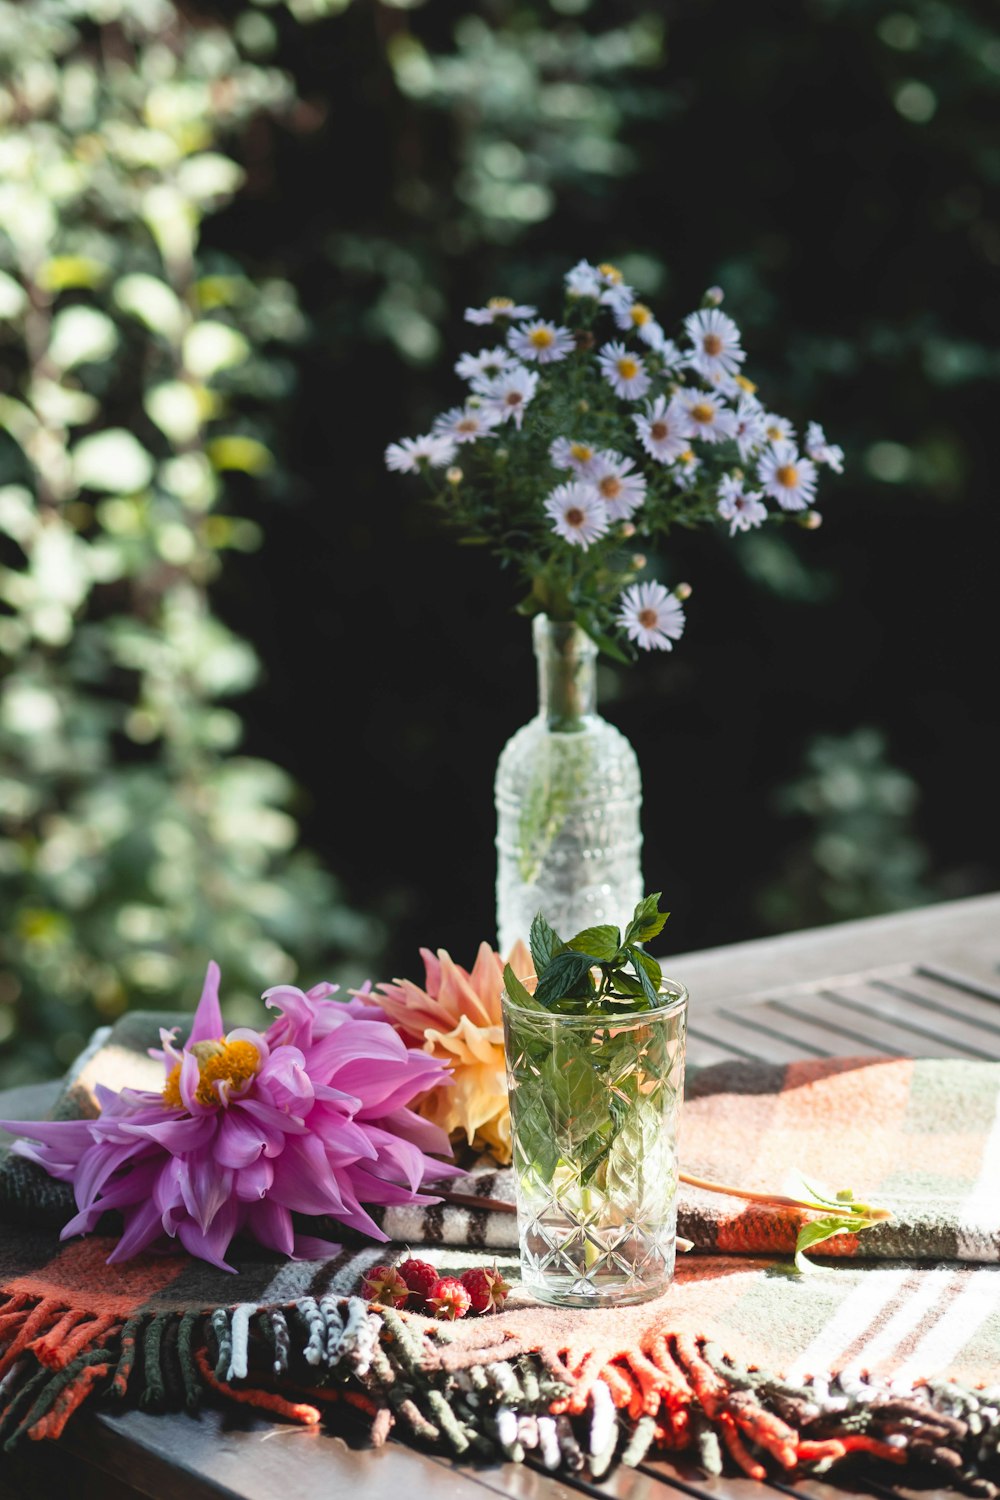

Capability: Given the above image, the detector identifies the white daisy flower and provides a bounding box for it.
[805,421,845,474]
[482,365,539,429]
[717,474,768,535]
[613,301,664,348]
[733,394,767,462]
[763,413,795,445]
[757,441,818,511]
[590,450,647,521]
[565,259,603,299]
[465,296,537,326]
[508,319,575,365]
[656,336,686,372]
[684,308,745,382]
[432,404,502,444]
[455,346,517,389]
[633,394,690,464]
[675,449,701,489]
[385,433,457,473]
[617,581,686,651]
[598,341,652,400]
[680,390,738,445]
[543,482,610,550]
[549,437,600,476]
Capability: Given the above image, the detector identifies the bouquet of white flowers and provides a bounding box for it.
[387,261,843,659]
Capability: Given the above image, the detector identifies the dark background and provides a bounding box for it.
[211,0,998,969]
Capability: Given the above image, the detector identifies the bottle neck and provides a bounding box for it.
[534,616,598,731]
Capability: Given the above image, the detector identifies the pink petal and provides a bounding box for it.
[246,1197,295,1255]
[234,1155,274,1202]
[105,1193,167,1262]
[215,1109,272,1169]
[187,960,224,1045]
[179,1154,233,1232]
[291,1233,343,1260]
[177,1195,240,1272]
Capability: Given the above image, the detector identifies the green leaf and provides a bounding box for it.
[794,1214,880,1273]
[624,892,670,946]
[566,924,620,962]
[503,963,547,1013]
[574,614,631,665]
[529,912,563,976]
[544,1050,607,1140]
[632,954,660,1006]
[628,945,662,993]
[533,951,595,1006]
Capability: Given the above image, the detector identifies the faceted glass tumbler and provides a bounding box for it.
[502,982,687,1308]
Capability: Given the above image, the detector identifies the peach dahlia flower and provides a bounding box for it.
[369,940,530,1166]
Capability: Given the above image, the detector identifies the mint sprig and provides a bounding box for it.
[506,895,671,1015]
[791,1178,891,1272]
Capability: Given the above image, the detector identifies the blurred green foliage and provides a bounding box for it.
[0,0,380,1083]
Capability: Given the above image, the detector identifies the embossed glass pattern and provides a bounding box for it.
[495,616,642,955]
[502,982,687,1307]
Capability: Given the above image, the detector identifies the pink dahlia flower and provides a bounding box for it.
[1,963,457,1271]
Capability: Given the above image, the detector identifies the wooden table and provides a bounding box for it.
[2,891,998,1500]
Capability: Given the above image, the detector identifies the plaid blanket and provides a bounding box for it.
[0,1015,998,1493]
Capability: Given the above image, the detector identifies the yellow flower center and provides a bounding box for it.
[766,424,784,441]
[630,303,652,327]
[616,357,639,380]
[528,326,554,349]
[565,507,585,527]
[650,421,668,441]
[599,475,622,500]
[638,607,659,628]
[598,262,622,284]
[735,374,757,394]
[702,333,723,356]
[776,464,799,488]
[488,297,514,311]
[680,449,695,464]
[690,402,715,425]
[570,442,593,463]
[163,1037,261,1110]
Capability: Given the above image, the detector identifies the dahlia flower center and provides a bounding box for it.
[162,1037,261,1110]
[702,333,723,355]
[776,463,799,488]
[691,403,714,424]
[617,358,639,380]
[529,327,554,349]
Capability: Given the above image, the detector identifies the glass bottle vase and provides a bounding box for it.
[494,616,643,955]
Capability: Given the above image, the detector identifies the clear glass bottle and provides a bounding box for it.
[494,615,643,955]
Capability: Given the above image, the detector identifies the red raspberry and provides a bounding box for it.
[397,1257,439,1307]
[460,1265,512,1314]
[426,1277,471,1320]
[361,1264,410,1308]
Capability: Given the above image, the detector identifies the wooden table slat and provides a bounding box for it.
[874,971,1000,1037]
[823,982,1000,1061]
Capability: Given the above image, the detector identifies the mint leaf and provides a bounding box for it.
[533,951,595,1006]
[529,912,563,976]
[628,945,662,993]
[576,615,630,665]
[566,925,621,962]
[503,963,547,1012]
[794,1215,879,1273]
[632,955,660,1006]
[624,893,670,946]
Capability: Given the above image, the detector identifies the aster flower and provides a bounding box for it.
[1,963,456,1271]
[544,481,610,549]
[684,308,746,382]
[590,450,647,521]
[717,474,768,535]
[614,301,665,349]
[675,448,702,489]
[757,441,818,511]
[805,421,845,473]
[617,581,686,651]
[385,433,457,473]
[733,393,768,462]
[432,404,502,444]
[633,394,690,464]
[549,436,599,477]
[598,341,652,400]
[482,365,539,429]
[679,390,738,445]
[465,296,537,326]
[564,259,603,299]
[455,346,517,389]
[763,412,795,445]
[508,319,575,365]
[365,941,531,1165]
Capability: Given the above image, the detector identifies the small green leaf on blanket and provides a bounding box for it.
[794,1214,883,1273]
